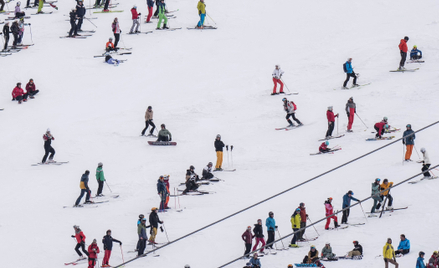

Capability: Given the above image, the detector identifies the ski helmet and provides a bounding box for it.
[299,202,305,207]
[253,253,258,257]
[383,178,388,183]
[46,128,51,132]
[216,134,221,138]
[296,208,301,212]
[109,37,113,40]
[208,162,213,166]
[247,226,251,229]
[328,197,333,201]
[93,239,97,243]
[139,214,144,219]
[419,251,425,256]
[310,245,316,249]
[159,175,164,179]
[328,106,333,110]
[414,45,417,48]
[325,242,330,245]
[142,218,147,221]
[98,162,103,167]
[17,1,21,6]
[268,211,274,216]
[288,265,293,268]
[190,165,195,170]
[148,106,152,110]
[184,265,191,268]
[353,240,358,244]
[151,207,158,211]
[275,64,280,68]
[107,229,111,233]
[164,175,169,180]
[348,190,353,195]
[375,178,381,182]
[383,116,388,122]
[349,97,353,100]
[406,124,411,128]
[325,141,329,146]
[404,36,409,41]
[282,98,287,102]
[434,251,438,255]
[420,148,426,153]
[73,225,79,229]
[133,5,137,8]
[257,219,262,223]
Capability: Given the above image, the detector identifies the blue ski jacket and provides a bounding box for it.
[342,193,359,208]
[344,61,353,74]
[402,129,415,145]
[416,256,426,268]
[265,217,276,232]
[397,239,410,250]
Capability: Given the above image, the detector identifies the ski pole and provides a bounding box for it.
[120,244,125,263]
[206,13,216,25]
[105,181,113,193]
[413,145,421,160]
[174,188,176,209]
[276,229,286,249]
[280,78,292,93]
[306,217,320,236]
[379,194,389,218]
[84,16,98,28]
[231,145,234,168]
[162,223,170,243]
[27,23,34,44]
[402,144,405,166]
[359,202,368,222]
[225,145,229,169]
[337,116,339,136]
[355,112,368,129]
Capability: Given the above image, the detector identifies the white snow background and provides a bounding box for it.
[1,0,439,267]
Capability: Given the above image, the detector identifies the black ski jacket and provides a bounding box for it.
[102,235,121,251]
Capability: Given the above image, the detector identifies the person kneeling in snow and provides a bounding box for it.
[374,117,390,139]
[183,165,199,194]
[106,37,118,52]
[202,162,214,180]
[319,141,331,153]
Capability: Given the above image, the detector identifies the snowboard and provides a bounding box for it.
[148,141,177,146]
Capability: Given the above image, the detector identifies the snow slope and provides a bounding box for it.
[0,0,439,267]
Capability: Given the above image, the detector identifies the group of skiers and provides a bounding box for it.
[68,0,86,37]
[11,79,39,104]
[2,17,27,51]
[136,209,164,256]
[73,162,106,206]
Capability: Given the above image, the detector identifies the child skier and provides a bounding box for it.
[87,239,100,268]
[319,141,331,153]
[289,208,301,248]
[419,148,431,178]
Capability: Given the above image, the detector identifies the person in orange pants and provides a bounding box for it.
[402,124,415,161]
[345,97,356,132]
[324,197,339,230]
[271,65,284,95]
[214,134,225,171]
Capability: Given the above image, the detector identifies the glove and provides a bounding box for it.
[275,225,278,230]
[346,112,350,117]
[120,242,122,245]
[139,13,141,15]
[169,138,172,141]
[71,235,75,238]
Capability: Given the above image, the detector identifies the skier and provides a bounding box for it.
[346,240,363,259]
[17,18,24,45]
[289,208,301,248]
[282,98,302,127]
[383,238,399,268]
[241,226,253,257]
[324,197,339,230]
[10,20,19,48]
[196,0,206,29]
[0,0,4,12]
[419,148,431,178]
[129,6,141,34]
[157,124,172,141]
[416,251,426,268]
[11,82,28,104]
[402,124,415,161]
[26,79,39,99]
[342,58,358,89]
[321,242,336,260]
[298,202,307,241]
[410,45,422,60]
[214,134,225,171]
[163,175,171,209]
[325,106,338,138]
[101,229,121,267]
[252,219,265,253]
[249,253,262,268]
[111,18,121,48]
[68,8,78,37]
[141,106,155,136]
[104,53,121,65]
[345,97,356,132]
[36,0,43,14]
[394,234,410,256]
[427,251,438,268]
[265,211,276,249]
[202,162,214,180]
[137,218,149,256]
[146,0,154,23]
[183,165,199,194]
[42,128,55,163]
[135,214,144,252]
[371,178,383,213]
[303,245,325,267]
[157,176,168,211]
[398,36,409,70]
[148,207,163,244]
[374,117,390,139]
[87,239,100,268]
[76,0,86,31]
[72,225,89,258]
[95,162,105,197]
[2,22,10,51]
[341,190,360,224]
[74,170,92,206]
[106,37,118,52]
[156,0,168,30]
[271,64,284,95]
[319,141,331,153]
[380,179,394,210]
[102,0,111,12]
[15,2,25,18]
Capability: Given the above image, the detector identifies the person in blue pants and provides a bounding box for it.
[197,0,206,28]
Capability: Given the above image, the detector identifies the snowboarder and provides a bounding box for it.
[148,207,163,244]
[2,22,10,51]
[416,251,426,268]
[326,106,339,138]
[265,211,276,249]
[380,179,394,210]
[395,234,410,256]
[242,226,253,257]
[321,242,336,260]
[95,162,105,197]
[104,53,121,65]
[345,97,356,132]
[249,253,262,268]
[26,79,39,99]
[298,202,307,241]
[157,124,172,141]
[342,58,358,89]
[271,64,284,95]
[72,225,89,258]
[68,8,78,37]
[282,98,302,127]
[157,176,168,211]
[402,124,415,161]
[214,134,225,171]
[76,0,86,31]
[15,2,25,18]
[11,82,28,104]
[129,6,141,34]
[183,165,199,194]
[87,239,100,268]
[146,0,154,23]
[75,170,92,206]
[319,141,331,153]
[42,128,55,163]
[383,238,399,268]
[410,45,422,60]
[303,245,325,267]
[371,178,383,213]
[141,106,155,136]
[111,18,121,47]
[346,240,363,259]
[289,208,301,248]
[156,0,168,30]
[426,251,438,268]
[137,218,149,256]
[106,37,118,52]
[398,36,409,70]
[252,219,265,253]
[196,0,206,29]
[419,148,431,178]
[341,190,360,224]
[102,229,122,267]
[202,162,214,180]
[374,117,390,139]
[324,197,339,230]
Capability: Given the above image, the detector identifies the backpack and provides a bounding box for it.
[292,101,297,111]
[343,62,347,73]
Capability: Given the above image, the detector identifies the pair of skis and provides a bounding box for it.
[275,124,304,131]
[408,176,438,184]
[310,148,342,156]
[365,136,395,141]
[32,161,69,166]
[389,68,419,72]
[318,134,345,141]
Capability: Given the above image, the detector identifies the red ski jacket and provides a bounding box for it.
[319,142,328,151]
[75,231,86,243]
[131,8,139,19]
[374,121,387,134]
[399,39,408,53]
[12,86,24,98]
[88,243,100,259]
[26,82,36,93]
[327,110,336,122]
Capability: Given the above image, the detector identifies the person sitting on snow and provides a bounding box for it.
[104,53,121,65]
[319,141,331,153]
[410,45,422,60]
